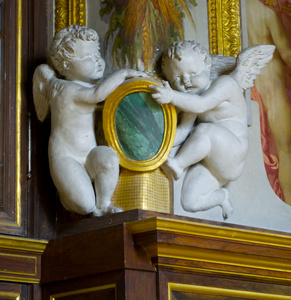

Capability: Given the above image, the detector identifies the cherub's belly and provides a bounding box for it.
[48,132,97,165]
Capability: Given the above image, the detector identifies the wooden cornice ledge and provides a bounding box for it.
[128,217,291,284]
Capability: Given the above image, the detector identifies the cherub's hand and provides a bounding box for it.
[117,69,148,80]
[123,69,148,79]
[149,80,174,105]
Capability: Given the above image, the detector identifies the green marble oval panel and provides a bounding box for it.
[115,91,165,161]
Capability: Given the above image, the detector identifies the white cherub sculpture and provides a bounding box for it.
[150,41,275,219]
[33,25,147,216]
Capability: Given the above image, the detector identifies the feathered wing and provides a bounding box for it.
[230,45,276,91]
[210,54,236,82]
[32,64,56,122]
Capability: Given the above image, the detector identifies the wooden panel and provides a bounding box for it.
[42,224,126,283]
[0,282,21,299]
[124,269,156,300]
[50,285,116,300]
[28,0,57,240]
[169,282,291,300]
[42,223,154,284]
[0,235,47,283]
[171,291,243,300]
[158,270,291,300]
[42,271,124,300]
[0,252,36,276]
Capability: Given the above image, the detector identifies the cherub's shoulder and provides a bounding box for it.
[207,75,242,98]
[50,78,79,98]
[211,75,239,88]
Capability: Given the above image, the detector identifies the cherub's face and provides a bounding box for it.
[64,39,105,83]
[163,52,210,94]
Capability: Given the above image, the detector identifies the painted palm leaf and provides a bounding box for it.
[100,0,197,70]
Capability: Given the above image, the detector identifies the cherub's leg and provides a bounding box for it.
[167,123,212,180]
[181,164,233,219]
[85,146,121,216]
[49,156,96,215]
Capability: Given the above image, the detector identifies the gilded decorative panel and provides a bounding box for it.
[55,0,86,33]
[208,0,241,56]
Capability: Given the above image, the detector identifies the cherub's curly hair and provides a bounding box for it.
[49,25,99,77]
[161,40,212,74]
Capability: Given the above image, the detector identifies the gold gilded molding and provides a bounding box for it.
[103,78,176,172]
[128,217,291,248]
[169,283,291,300]
[50,284,116,299]
[128,217,291,283]
[55,0,87,33]
[1,0,23,228]
[149,243,291,276]
[208,0,241,56]
[0,235,48,252]
[15,0,22,227]
[0,292,20,300]
[55,0,69,33]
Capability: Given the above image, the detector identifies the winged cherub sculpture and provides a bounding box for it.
[150,41,275,219]
[33,25,146,216]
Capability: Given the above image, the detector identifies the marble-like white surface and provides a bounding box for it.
[174,100,291,233]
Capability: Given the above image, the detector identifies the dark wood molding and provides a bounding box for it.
[42,210,291,299]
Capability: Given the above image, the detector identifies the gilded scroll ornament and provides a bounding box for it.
[208,0,241,56]
[55,0,86,33]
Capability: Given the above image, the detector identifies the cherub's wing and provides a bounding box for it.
[230,45,275,91]
[32,64,56,121]
[210,54,236,82]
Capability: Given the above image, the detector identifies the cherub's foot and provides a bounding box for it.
[221,188,233,220]
[104,205,123,215]
[92,205,123,217]
[92,207,103,217]
[164,157,184,180]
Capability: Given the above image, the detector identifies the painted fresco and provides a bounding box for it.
[246,0,291,205]
[86,0,208,73]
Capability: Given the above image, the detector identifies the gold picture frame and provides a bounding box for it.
[103,78,177,172]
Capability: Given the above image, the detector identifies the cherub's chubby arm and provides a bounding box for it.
[67,69,147,105]
[149,78,228,114]
[174,112,197,147]
[95,69,148,102]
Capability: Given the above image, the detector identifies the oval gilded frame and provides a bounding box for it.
[103,78,177,171]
